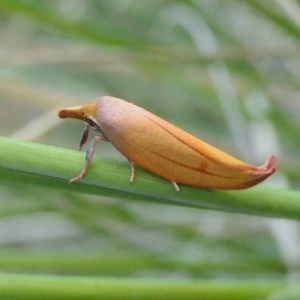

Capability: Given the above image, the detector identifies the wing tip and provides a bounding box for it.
[234,155,276,189]
[259,155,276,175]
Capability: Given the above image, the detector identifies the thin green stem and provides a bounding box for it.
[0,136,299,219]
[0,274,289,300]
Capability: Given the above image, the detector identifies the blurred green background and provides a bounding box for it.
[0,0,300,297]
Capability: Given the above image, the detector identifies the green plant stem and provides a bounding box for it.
[0,136,299,220]
[0,251,285,277]
[0,274,289,300]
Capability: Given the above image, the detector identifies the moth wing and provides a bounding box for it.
[98,101,275,189]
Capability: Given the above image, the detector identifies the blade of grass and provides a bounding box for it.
[248,1,300,42]
[0,251,285,277]
[0,136,299,220]
[0,0,147,49]
[0,274,288,300]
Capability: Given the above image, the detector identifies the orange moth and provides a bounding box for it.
[58,96,276,191]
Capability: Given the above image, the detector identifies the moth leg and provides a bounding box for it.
[171,181,180,192]
[78,125,89,151]
[70,135,108,183]
[128,160,135,183]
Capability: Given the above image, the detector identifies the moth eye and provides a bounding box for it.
[86,118,97,127]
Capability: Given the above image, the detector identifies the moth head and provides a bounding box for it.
[58,100,100,128]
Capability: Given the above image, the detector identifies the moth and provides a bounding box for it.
[58,96,276,191]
